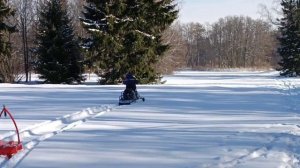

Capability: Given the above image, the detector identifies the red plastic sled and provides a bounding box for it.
[0,106,23,158]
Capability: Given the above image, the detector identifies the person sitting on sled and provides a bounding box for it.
[122,72,139,100]
[123,72,137,92]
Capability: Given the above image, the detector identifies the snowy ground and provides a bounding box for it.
[0,71,300,167]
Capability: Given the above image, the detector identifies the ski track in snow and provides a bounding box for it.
[202,123,300,168]
[203,78,300,168]
[0,104,115,168]
[207,129,300,168]
[279,79,300,113]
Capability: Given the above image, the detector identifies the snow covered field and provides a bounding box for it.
[1,71,300,167]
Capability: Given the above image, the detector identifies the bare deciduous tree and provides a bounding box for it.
[180,16,277,70]
[258,0,281,26]
[11,0,38,82]
[156,22,187,74]
[67,0,87,37]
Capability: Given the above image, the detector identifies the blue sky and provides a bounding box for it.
[179,0,277,23]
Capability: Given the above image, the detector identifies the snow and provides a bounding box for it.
[135,30,155,39]
[1,71,300,167]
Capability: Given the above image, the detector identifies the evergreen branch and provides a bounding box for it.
[135,30,155,39]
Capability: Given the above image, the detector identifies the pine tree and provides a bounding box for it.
[124,0,178,84]
[0,0,17,83]
[81,0,178,84]
[36,0,84,84]
[81,0,128,84]
[278,0,300,76]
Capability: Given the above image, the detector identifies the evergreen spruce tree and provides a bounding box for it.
[81,0,178,84]
[81,0,128,84]
[124,0,178,83]
[36,0,84,84]
[0,0,16,83]
[278,0,300,76]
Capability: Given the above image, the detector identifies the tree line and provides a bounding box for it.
[168,0,300,77]
[0,0,178,84]
[172,17,279,70]
[0,0,298,84]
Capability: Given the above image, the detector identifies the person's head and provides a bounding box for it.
[126,72,133,79]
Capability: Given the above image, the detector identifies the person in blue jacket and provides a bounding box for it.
[123,72,137,91]
[121,72,145,102]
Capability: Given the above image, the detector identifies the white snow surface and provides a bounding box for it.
[1,71,300,167]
